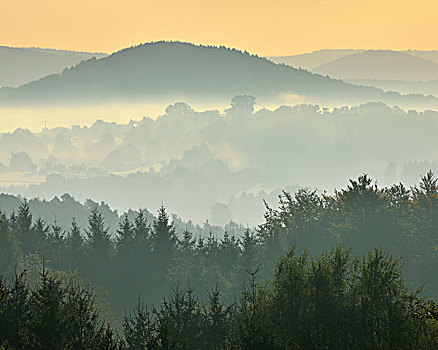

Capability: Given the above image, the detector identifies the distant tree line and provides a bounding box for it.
[1,172,438,348]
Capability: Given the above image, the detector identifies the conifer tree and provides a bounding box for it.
[23,266,65,349]
[0,272,29,349]
[116,215,134,254]
[205,285,228,349]
[154,286,205,349]
[116,210,153,309]
[0,213,20,277]
[170,229,197,285]
[16,199,35,255]
[152,205,177,258]
[218,232,239,281]
[65,218,85,272]
[85,208,113,286]
[132,210,153,279]
[123,298,155,349]
[149,206,178,300]
[237,228,259,286]
[0,268,124,349]
[133,210,151,248]
[179,229,196,252]
[44,221,65,270]
[32,217,49,255]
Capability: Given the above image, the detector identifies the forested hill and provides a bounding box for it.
[1,41,437,108]
[313,50,438,81]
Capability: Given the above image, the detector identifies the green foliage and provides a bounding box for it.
[16,199,34,255]
[85,207,113,286]
[152,205,178,260]
[122,285,230,350]
[224,246,438,349]
[0,268,122,349]
[1,172,438,348]
[0,279,6,314]
[118,245,438,349]
[0,213,20,278]
[123,299,155,349]
[64,218,86,272]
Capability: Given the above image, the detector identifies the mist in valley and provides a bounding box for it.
[1,41,438,348]
[0,95,437,226]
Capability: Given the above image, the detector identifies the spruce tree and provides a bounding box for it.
[65,218,85,272]
[152,205,177,258]
[123,298,155,349]
[23,267,65,349]
[0,213,20,277]
[0,272,29,349]
[116,215,134,255]
[16,199,35,255]
[149,205,177,301]
[205,285,228,349]
[133,210,150,248]
[32,217,49,256]
[85,208,113,286]
[218,232,239,282]
[44,221,65,270]
[169,229,198,290]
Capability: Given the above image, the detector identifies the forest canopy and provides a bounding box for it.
[1,172,438,348]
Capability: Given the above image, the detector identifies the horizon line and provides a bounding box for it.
[2,40,438,57]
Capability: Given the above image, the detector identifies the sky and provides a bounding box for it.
[1,0,438,56]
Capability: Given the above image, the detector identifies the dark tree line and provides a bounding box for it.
[1,245,438,349]
[1,172,438,348]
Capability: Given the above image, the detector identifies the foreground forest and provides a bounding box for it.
[1,172,438,348]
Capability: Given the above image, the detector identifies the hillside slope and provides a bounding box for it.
[269,49,359,70]
[346,78,438,96]
[0,46,107,88]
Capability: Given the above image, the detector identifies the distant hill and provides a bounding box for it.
[0,46,107,88]
[346,78,438,97]
[269,49,438,71]
[1,41,437,108]
[269,49,360,70]
[269,49,438,96]
[312,50,438,81]
[407,50,438,65]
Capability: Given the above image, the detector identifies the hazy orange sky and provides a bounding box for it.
[1,0,437,56]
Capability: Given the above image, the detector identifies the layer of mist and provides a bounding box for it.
[0,97,437,226]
